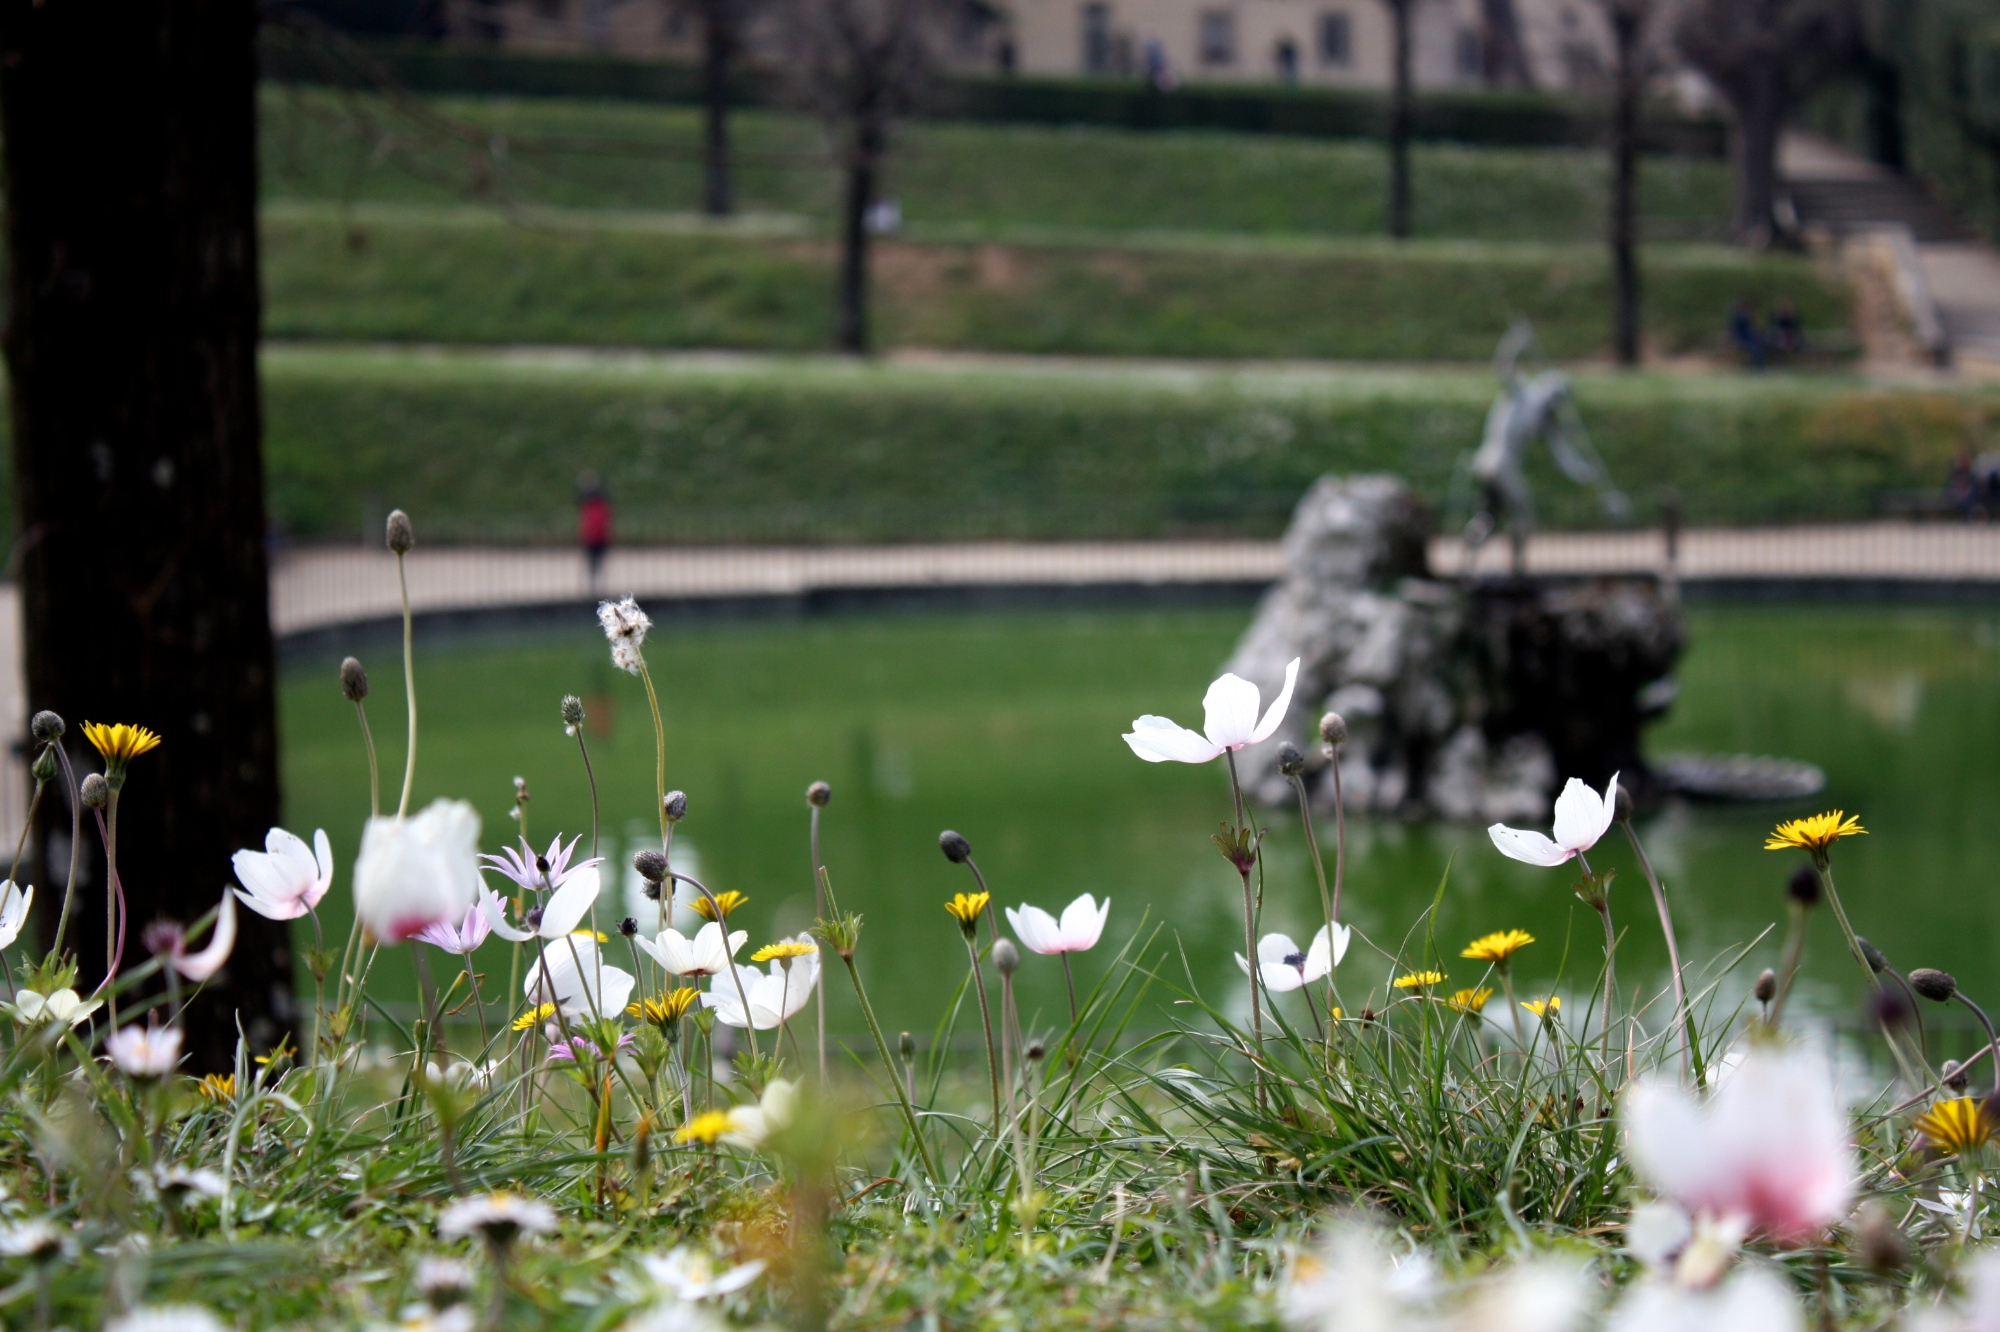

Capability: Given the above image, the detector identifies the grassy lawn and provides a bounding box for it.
[255,346,1996,544]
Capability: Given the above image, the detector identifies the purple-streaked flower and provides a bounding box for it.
[231,826,333,921]
[354,800,483,943]
[1005,894,1110,955]
[416,889,500,955]
[546,1031,636,1065]
[1123,659,1300,764]
[107,1025,183,1078]
[1235,923,1350,993]
[1488,773,1620,868]
[481,833,600,896]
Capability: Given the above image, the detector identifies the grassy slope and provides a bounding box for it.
[260,347,1998,543]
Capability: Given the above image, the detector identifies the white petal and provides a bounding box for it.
[1257,933,1302,967]
[1303,924,1339,982]
[1551,774,1617,854]
[1488,824,1574,868]
[1248,657,1302,744]
[1058,893,1105,951]
[481,893,535,944]
[540,867,601,938]
[1008,904,1060,954]
[175,894,237,982]
[1260,963,1306,993]
[0,882,29,949]
[311,828,335,902]
[1201,673,1263,749]
[1123,716,1223,764]
[1327,922,1352,967]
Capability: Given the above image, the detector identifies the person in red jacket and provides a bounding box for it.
[577,471,612,594]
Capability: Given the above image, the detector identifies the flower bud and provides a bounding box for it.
[80,773,109,808]
[618,917,638,937]
[899,1031,915,1060]
[1275,741,1306,778]
[1945,1059,1970,1093]
[385,509,414,554]
[1753,968,1777,1004]
[663,791,688,822]
[632,849,667,883]
[1786,864,1820,907]
[30,747,57,785]
[1910,968,1958,1002]
[560,694,584,728]
[807,780,832,808]
[938,830,972,863]
[1613,784,1633,821]
[340,657,369,703]
[1853,1203,1907,1273]
[1856,936,1887,973]
[1024,1041,1045,1062]
[29,710,63,743]
[642,879,661,902]
[992,938,1020,976]
[1872,983,1911,1031]
[1318,711,1346,746]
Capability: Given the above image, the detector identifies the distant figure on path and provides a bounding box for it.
[1728,299,1765,369]
[577,471,613,594]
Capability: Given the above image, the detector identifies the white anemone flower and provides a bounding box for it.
[483,866,602,943]
[638,1246,767,1301]
[10,987,100,1029]
[1005,894,1110,955]
[1236,923,1351,993]
[104,1306,229,1332]
[106,1025,183,1078]
[1606,1265,1802,1332]
[1123,658,1301,765]
[0,1218,65,1262]
[1622,1044,1854,1244]
[635,921,747,977]
[168,892,237,983]
[524,934,636,1020]
[704,941,818,1030]
[723,1078,798,1150]
[1488,773,1620,868]
[231,826,333,921]
[0,880,33,950]
[437,1191,557,1243]
[354,799,483,943]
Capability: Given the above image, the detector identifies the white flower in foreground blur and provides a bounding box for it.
[0,879,33,950]
[524,934,635,1020]
[232,826,333,921]
[636,921,746,978]
[1623,1044,1854,1244]
[1448,1256,1594,1332]
[437,1192,557,1244]
[154,1167,227,1203]
[1488,773,1620,868]
[0,1217,65,1263]
[1909,1247,2000,1332]
[164,892,237,983]
[1279,1219,1435,1332]
[1237,924,1351,994]
[639,1246,767,1301]
[1606,1265,1802,1332]
[704,941,818,1030]
[106,1025,183,1078]
[9,986,99,1030]
[1123,658,1301,765]
[103,1306,229,1332]
[722,1078,798,1150]
[1006,894,1110,955]
[483,865,603,943]
[354,799,483,943]
[416,890,500,955]
[413,1254,477,1308]
[619,1302,725,1332]
[598,596,651,674]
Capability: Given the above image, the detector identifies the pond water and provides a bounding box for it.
[280,601,2000,1041]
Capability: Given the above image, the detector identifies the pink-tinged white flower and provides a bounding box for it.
[547,1032,636,1065]
[106,1025,183,1078]
[481,833,600,896]
[9,987,100,1029]
[416,889,500,955]
[1606,1265,1802,1332]
[704,940,818,1030]
[1910,1248,2000,1332]
[0,879,32,951]
[231,827,333,921]
[1006,894,1110,955]
[1488,773,1620,868]
[1236,923,1351,993]
[524,934,635,1020]
[722,1078,797,1150]
[165,892,237,983]
[103,1306,229,1332]
[354,800,483,943]
[598,597,651,674]
[1278,1218,1436,1332]
[639,1246,767,1301]
[635,922,746,977]
[483,865,602,943]
[1623,1044,1855,1244]
[1123,658,1301,765]
[437,1191,557,1243]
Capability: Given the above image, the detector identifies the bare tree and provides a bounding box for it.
[1676,0,1850,246]
[1482,0,1537,87]
[784,0,950,352]
[1383,0,1415,239]
[1603,0,1653,364]
[680,0,758,215]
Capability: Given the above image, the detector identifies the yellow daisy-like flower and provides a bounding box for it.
[196,1073,236,1102]
[1916,1097,1995,1156]
[83,722,162,775]
[1521,997,1561,1018]
[751,940,818,963]
[1765,811,1865,855]
[944,892,990,931]
[512,1001,558,1032]
[1393,970,1445,989]
[570,928,610,944]
[1445,987,1494,1014]
[255,1036,297,1067]
[1461,929,1535,965]
[691,891,749,922]
[628,990,699,1024]
[674,1110,735,1145]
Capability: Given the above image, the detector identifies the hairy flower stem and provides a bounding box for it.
[49,745,84,960]
[1769,900,1809,1027]
[1576,852,1616,1079]
[1957,994,2000,1097]
[1814,860,1877,988]
[810,803,827,1085]
[636,659,669,850]
[353,699,381,819]
[835,949,939,1183]
[395,549,417,819]
[573,728,600,861]
[963,933,1005,1134]
[1060,953,1078,1029]
[1621,817,1695,1084]
[672,871,759,1061]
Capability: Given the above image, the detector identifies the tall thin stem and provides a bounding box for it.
[963,932,1004,1133]
[50,745,83,958]
[574,729,600,861]
[637,660,668,851]
[1621,817,1693,1083]
[354,700,380,820]
[1224,752,1263,1064]
[395,551,417,819]
[810,802,827,1085]
[1576,851,1615,1079]
[1815,860,1878,989]
[671,871,759,1061]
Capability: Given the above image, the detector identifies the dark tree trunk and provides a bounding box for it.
[1386,0,1413,239]
[0,0,292,1070]
[1861,52,1905,173]
[700,0,736,217]
[1731,59,1786,245]
[836,125,881,354]
[1480,0,1535,88]
[1609,1,1643,366]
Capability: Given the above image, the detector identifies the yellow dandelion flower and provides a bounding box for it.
[1917,1097,1995,1156]
[512,1001,557,1032]
[674,1110,735,1145]
[751,940,818,963]
[1765,811,1865,855]
[83,722,162,774]
[691,891,749,922]
[1329,1007,1343,1020]
[944,892,990,931]
[1461,929,1535,965]
[196,1073,235,1102]
[1446,987,1494,1014]
[628,990,699,1024]
[1393,970,1445,989]
[1522,997,1561,1018]
[254,1036,297,1067]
